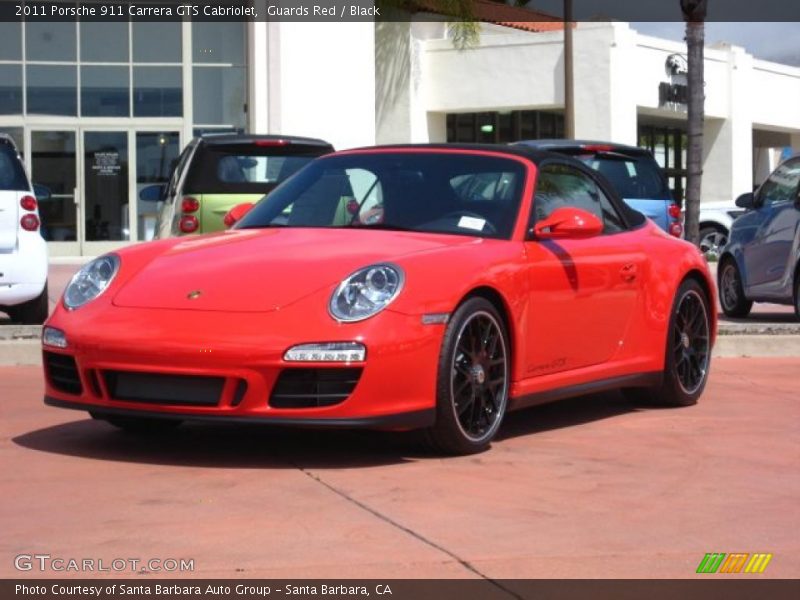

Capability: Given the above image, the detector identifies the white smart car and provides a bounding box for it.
[0,134,48,324]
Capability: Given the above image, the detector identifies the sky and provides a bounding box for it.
[631,22,800,66]
[520,2,800,66]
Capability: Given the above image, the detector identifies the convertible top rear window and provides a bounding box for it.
[236,152,527,240]
[184,144,326,195]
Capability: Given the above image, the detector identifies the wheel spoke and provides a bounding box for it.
[450,311,508,442]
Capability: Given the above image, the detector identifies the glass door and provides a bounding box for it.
[135,131,181,241]
[30,130,79,256]
[82,130,130,255]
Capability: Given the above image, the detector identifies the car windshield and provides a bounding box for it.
[236,152,527,239]
[575,152,671,200]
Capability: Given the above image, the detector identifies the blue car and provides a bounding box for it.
[719,156,800,319]
[514,140,682,236]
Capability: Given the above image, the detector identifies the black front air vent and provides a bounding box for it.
[44,352,83,395]
[103,371,224,406]
[269,368,362,409]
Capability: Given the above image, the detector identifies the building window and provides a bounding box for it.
[133,67,183,117]
[192,22,247,131]
[26,23,76,62]
[0,65,22,115]
[0,23,22,61]
[0,21,247,128]
[80,22,129,63]
[447,110,564,143]
[27,65,78,116]
[132,23,182,63]
[81,66,129,117]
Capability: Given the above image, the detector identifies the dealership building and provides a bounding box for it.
[1,15,799,257]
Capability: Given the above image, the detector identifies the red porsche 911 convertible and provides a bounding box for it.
[42,145,716,454]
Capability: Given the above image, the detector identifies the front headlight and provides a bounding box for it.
[64,254,120,310]
[329,263,404,322]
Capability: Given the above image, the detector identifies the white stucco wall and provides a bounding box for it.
[256,22,376,150]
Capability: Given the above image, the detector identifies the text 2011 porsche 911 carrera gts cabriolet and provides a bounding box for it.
[42,145,716,454]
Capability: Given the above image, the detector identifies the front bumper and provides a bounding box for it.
[42,299,444,430]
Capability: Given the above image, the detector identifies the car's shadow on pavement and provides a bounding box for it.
[14,391,648,469]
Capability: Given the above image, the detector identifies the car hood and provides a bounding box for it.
[113,228,474,312]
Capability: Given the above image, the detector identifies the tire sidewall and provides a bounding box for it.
[432,297,510,454]
[718,259,750,317]
[662,280,712,405]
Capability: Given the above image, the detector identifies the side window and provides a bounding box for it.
[758,159,800,207]
[532,164,626,234]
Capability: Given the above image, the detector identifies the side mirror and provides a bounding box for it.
[139,184,166,202]
[530,207,603,240]
[32,184,51,201]
[224,202,255,228]
[735,192,755,210]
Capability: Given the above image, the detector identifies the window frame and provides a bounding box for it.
[756,158,800,209]
[528,159,632,237]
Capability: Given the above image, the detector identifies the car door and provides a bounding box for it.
[523,162,645,377]
[742,158,800,294]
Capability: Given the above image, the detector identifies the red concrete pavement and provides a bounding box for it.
[1,358,798,579]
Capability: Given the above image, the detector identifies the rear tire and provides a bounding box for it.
[639,279,712,407]
[718,259,752,318]
[424,297,510,455]
[91,412,182,434]
[10,283,49,324]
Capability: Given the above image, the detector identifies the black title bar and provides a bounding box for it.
[2,1,800,22]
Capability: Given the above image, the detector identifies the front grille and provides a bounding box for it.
[103,371,224,406]
[44,352,83,395]
[270,368,362,409]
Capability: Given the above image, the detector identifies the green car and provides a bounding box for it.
[153,134,334,238]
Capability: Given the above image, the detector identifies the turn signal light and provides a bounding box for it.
[20,214,40,231]
[181,197,200,213]
[20,195,37,211]
[284,342,366,363]
[179,215,199,233]
[668,221,683,238]
[668,203,682,219]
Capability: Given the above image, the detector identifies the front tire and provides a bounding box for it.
[424,297,510,455]
[718,259,752,318]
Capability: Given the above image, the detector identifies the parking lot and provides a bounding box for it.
[1,356,798,579]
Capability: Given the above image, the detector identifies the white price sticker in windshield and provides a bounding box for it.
[458,216,486,231]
